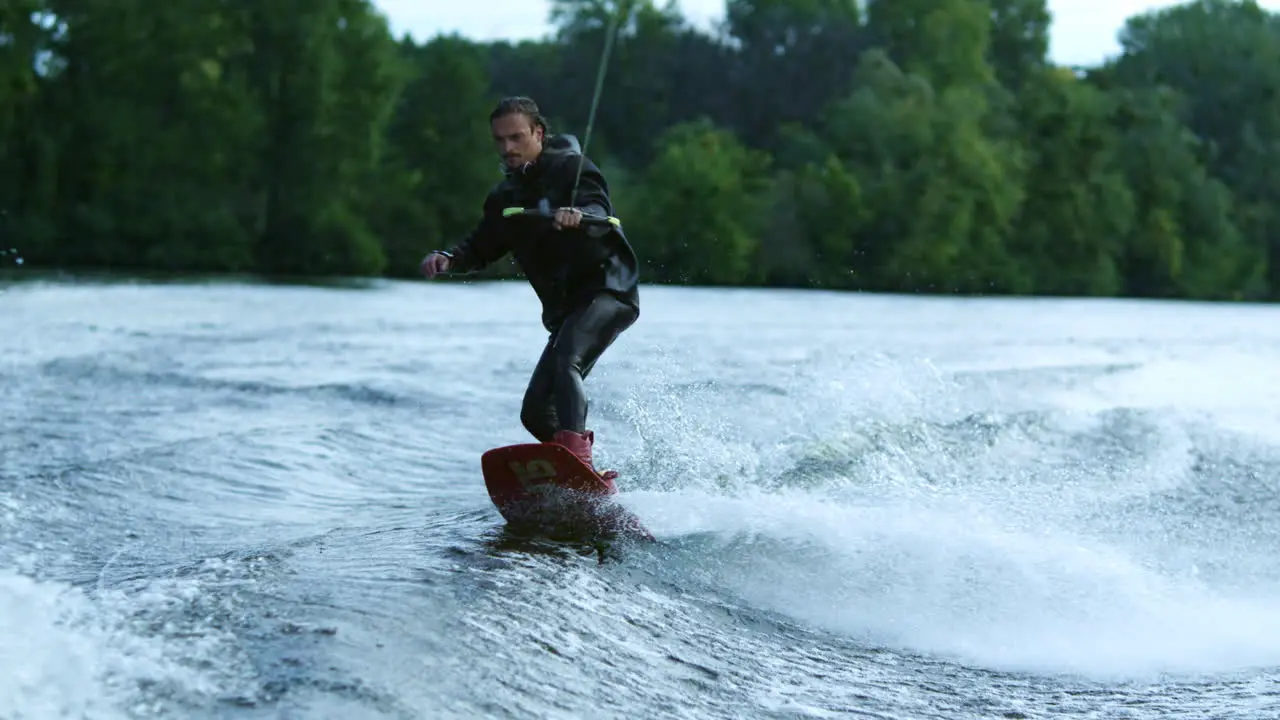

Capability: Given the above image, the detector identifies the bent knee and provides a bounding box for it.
[551,350,585,379]
[520,404,555,441]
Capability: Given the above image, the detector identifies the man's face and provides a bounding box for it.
[492,113,543,170]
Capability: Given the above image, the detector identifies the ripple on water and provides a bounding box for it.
[2,281,1279,718]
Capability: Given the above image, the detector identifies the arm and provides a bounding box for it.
[563,156,615,237]
[441,191,511,273]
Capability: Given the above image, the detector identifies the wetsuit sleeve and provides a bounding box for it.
[444,192,510,273]
[567,158,614,237]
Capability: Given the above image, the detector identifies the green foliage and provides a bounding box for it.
[373,33,498,277]
[1008,68,1131,295]
[623,119,771,285]
[0,0,1275,300]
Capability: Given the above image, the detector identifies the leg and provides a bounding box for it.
[546,293,637,474]
[520,336,559,442]
[550,293,638,434]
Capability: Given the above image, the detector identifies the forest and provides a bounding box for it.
[2,0,1278,300]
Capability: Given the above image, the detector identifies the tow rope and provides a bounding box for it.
[569,7,624,205]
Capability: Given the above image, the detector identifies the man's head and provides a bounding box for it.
[490,96,548,171]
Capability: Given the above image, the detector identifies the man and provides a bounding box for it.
[420,96,640,488]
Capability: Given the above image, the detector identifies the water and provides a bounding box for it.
[2,276,1279,719]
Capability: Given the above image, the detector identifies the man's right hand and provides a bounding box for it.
[420,252,451,279]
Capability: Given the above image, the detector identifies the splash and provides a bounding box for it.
[606,326,1280,681]
[0,568,142,719]
[627,486,1280,680]
[0,559,277,719]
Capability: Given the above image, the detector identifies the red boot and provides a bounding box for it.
[552,429,619,493]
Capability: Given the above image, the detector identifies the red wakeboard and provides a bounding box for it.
[481,442,654,541]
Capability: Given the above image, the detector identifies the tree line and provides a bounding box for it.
[2,0,1278,300]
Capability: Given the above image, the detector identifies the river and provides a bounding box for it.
[3,276,1278,718]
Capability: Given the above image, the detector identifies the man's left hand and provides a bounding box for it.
[553,207,582,230]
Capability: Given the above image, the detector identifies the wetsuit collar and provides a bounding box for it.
[502,134,582,178]
[504,159,540,178]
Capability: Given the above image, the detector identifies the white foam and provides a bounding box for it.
[0,568,137,719]
[1048,350,1280,446]
[625,488,1280,680]
[0,562,263,719]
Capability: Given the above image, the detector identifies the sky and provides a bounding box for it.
[375,0,1280,67]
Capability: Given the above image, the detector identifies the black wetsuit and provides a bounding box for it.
[440,134,640,441]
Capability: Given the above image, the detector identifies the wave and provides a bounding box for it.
[36,356,428,409]
[603,365,1280,681]
[624,486,1280,681]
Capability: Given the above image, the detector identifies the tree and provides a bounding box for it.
[1106,0,1280,297]
[1008,67,1131,295]
[374,34,497,277]
[623,119,771,285]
